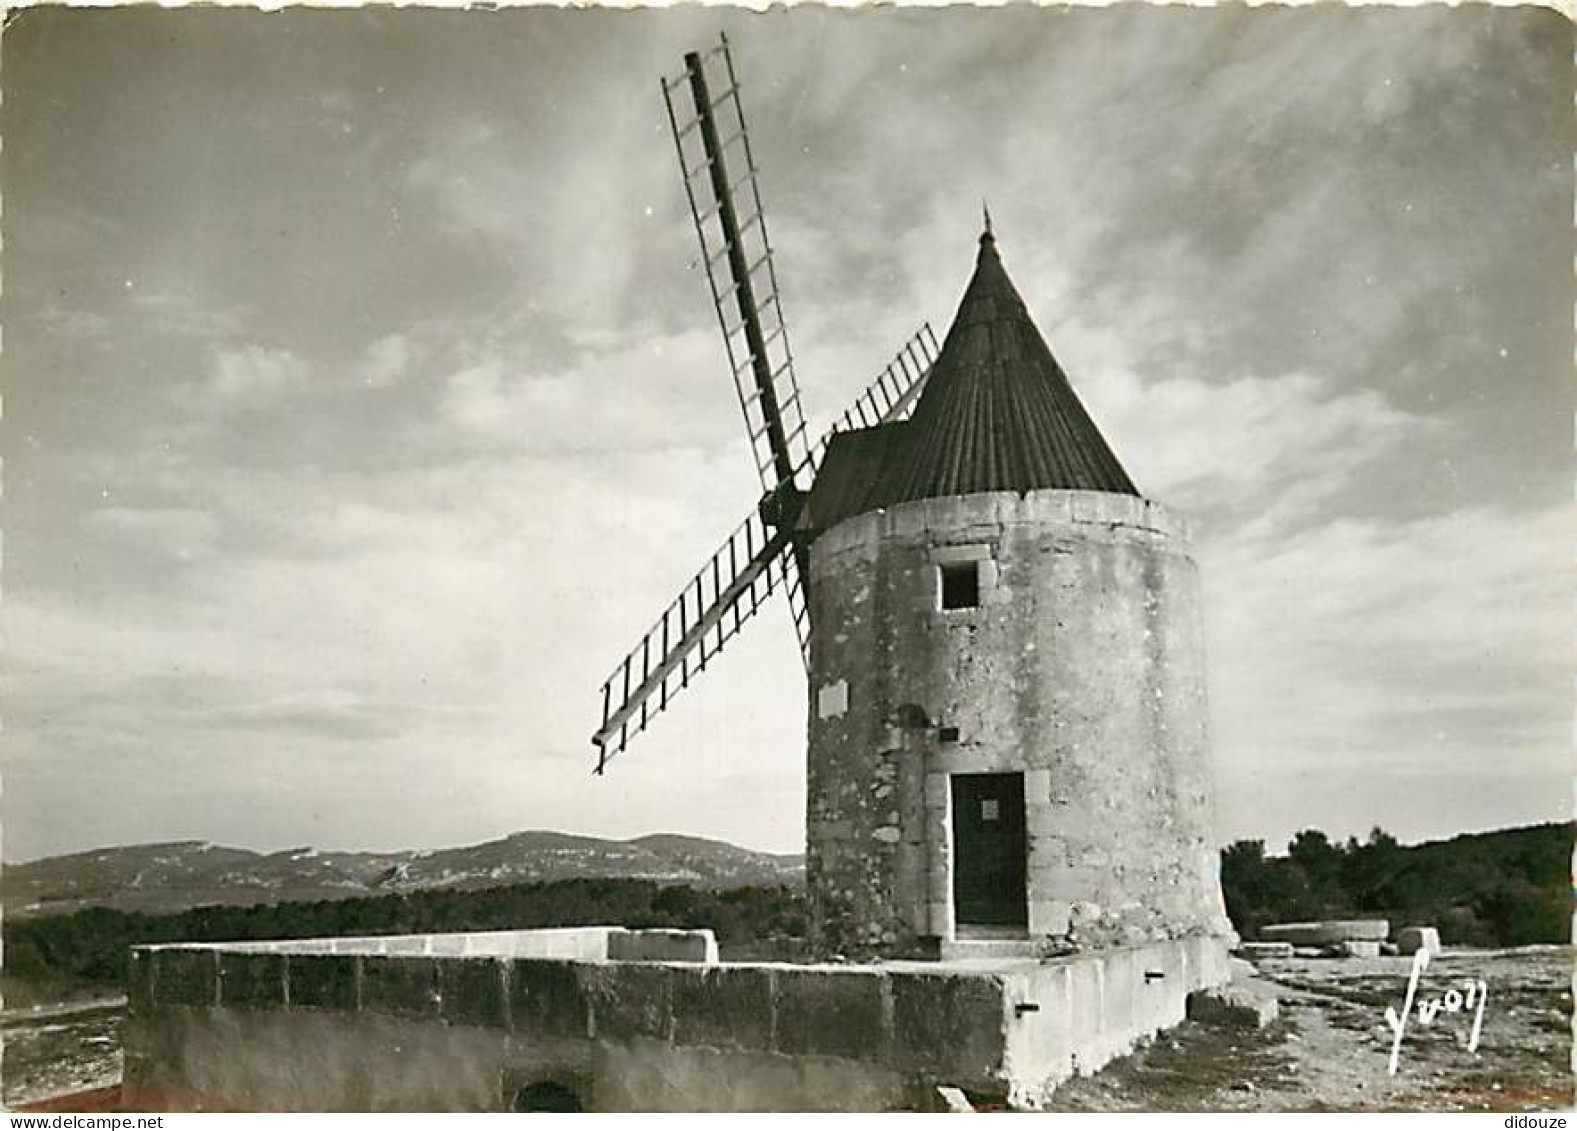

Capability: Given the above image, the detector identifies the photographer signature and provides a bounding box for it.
[1384,947,1487,1074]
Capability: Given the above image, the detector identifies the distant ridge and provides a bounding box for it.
[2,831,804,919]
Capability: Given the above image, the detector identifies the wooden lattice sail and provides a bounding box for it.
[590,35,939,771]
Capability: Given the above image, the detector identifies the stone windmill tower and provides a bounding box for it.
[593,35,1234,963]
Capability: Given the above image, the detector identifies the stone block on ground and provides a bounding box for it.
[773,967,888,1060]
[1396,926,1441,957]
[1338,940,1381,959]
[606,928,718,964]
[285,953,358,1011]
[1186,977,1279,1029]
[438,957,508,1028]
[155,948,219,1008]
[1236,941,1294,960]
[671,965,774,1052]
[891,971,1005,1077]
[936,1086,975,1113]
[578,962,674,1041]
[1260,919,1388,946]
[508,959,590,1039]
[128,950,155,1016]
[218,951,287,1009]
[359,956,439,1019]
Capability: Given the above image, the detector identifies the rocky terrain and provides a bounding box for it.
[3,995,125,1109]
[1048,946,1573,1112]
[2,832,804,920]
[5,945,1569,1111]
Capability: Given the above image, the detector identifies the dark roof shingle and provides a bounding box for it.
[803,230,1137,537]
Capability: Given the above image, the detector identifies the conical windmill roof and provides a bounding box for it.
[803,229,1137,536]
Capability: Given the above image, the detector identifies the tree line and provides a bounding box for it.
[3,878,808,998]
[6,821,1566,1001]
[1220,821,1569,945]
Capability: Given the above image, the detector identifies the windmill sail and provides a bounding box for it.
[591,37,946,773]
[592,509,795,770]
[818,323,940,447]
[590,323,940,772]
[662,35,813,497]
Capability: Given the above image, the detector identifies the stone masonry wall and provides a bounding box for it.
[122,939,1014,1111]
[121,931,1230,1111]
[805,489,1234,958]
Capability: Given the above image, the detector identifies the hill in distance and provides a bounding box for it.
[2,830,805,919]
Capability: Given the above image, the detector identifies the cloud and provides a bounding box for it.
[400,59,692,343]
[3,7,1565,862]
[1083,364,1433,535]
[207,345,310,408]
[437,328,746,457]
[1205,501,1568,792]
[80,506,218,559]
[27,297,115,342]
[356,333,419,389]
[189,689,485,741]
[129,288,252,341]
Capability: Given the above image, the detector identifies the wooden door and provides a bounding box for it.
[951,772,1028,928]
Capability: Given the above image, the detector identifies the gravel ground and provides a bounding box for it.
[1048,945,1573,1112]
[3,997,125,1109]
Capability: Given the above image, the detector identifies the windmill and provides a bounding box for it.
[590,32,1232,969]
[590,33,940,771]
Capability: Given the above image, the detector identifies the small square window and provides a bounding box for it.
[940,562,980,610]
[981,799,1000,821]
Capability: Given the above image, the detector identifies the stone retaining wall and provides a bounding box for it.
[122,929,1230,1111]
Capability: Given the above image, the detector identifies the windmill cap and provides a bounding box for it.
[801,228,1137,535]
[889,230,1138,499]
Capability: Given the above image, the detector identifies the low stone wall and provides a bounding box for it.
[122,930,1230,1111]
[1002,934,1234,1107]
[1260,920,1389,946]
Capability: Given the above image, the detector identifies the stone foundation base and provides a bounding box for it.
[123,928,1232,1112]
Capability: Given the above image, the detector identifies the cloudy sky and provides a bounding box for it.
[3,5,1569,862]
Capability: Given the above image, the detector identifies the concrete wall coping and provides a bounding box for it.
[133,944,1005,978]
[132,933,1229,977]
[133,926,717,963]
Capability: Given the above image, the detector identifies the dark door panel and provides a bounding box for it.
[951,772,1028,927]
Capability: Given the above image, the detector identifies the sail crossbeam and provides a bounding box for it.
[592,511,793,771]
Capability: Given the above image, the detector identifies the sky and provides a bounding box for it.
[3,5,1570,862]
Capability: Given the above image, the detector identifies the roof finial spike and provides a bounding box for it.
[982,199,994,241]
